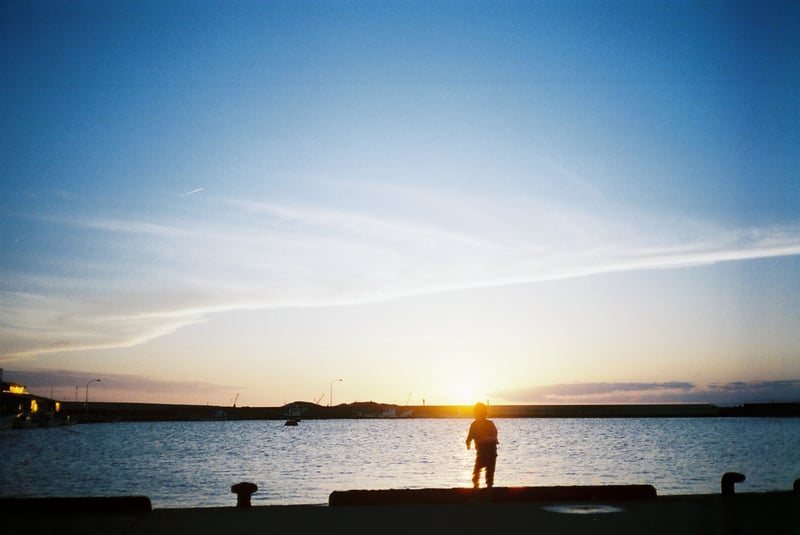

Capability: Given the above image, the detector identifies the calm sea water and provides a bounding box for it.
[1,418,798,508]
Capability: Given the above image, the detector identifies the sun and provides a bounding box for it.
[452,382,488,406]
[427,368,491,406]
[453,384,475,405]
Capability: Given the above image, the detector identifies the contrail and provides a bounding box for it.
[179,187,205,197]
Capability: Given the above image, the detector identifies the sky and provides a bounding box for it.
[1,0,799,407]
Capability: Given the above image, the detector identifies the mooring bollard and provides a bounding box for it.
[721,472,746,496]
[231,482,258,508]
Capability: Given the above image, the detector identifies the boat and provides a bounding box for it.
[11,410,74,429]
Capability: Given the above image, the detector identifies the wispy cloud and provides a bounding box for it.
[3,369,237,404]
[493,380,800,405]
[179,187,205,197]
[495,382,696,404]
[708,380,800,400]
[2,184,800,360]
[0,289,209,360]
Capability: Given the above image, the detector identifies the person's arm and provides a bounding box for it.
[466,423,474,449]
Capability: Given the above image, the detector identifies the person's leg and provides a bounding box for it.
[472,458,481,488]
[485,456,496,487]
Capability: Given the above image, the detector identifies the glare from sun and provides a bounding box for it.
[454,382,488,406]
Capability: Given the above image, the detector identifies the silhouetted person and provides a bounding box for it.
[466,402,498,488]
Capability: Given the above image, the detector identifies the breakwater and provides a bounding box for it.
[45,399,800,423]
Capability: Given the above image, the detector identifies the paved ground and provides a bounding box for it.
[4,492,798,535]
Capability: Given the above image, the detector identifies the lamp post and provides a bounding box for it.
[329,378,342,408]
[85,379,100,420]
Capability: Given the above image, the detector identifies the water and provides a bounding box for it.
[1,418,797,508]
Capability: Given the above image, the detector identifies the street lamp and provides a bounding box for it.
[85,379,100,418]
[329,378,342,407]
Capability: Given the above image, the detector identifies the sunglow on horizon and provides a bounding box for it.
[5,367,799,409]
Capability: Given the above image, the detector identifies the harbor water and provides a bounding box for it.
[1,417,798,508]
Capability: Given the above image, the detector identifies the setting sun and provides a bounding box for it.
[443,376,491,407]
[456,384,478,406]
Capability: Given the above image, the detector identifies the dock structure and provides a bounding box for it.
[329,484,657,506]
[35,400,800,423]
[2,483,797,535]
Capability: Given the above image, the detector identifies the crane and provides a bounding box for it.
[232,393,239,407]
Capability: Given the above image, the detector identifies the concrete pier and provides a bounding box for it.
[3,489,797,535]
[329,484,657,506]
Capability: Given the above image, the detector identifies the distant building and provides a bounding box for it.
[1,376,62,420]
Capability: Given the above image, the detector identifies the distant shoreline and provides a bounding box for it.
[38,399,800,423]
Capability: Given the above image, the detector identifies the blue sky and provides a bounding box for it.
[2,1,799,406]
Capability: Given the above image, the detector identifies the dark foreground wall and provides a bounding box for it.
[329,485,658,506]
[0,496,152,513]
[2,492,798,535]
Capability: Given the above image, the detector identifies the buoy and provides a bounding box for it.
[231,482,258,508]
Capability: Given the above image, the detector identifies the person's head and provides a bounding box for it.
[474,402,487,419]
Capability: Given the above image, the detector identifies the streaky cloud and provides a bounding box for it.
[496,381,696,401]
[179,187,205,197]
[709,380,800,394]
[2,368,236,403]
[2,186,800,360]
[494,380,800,405]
